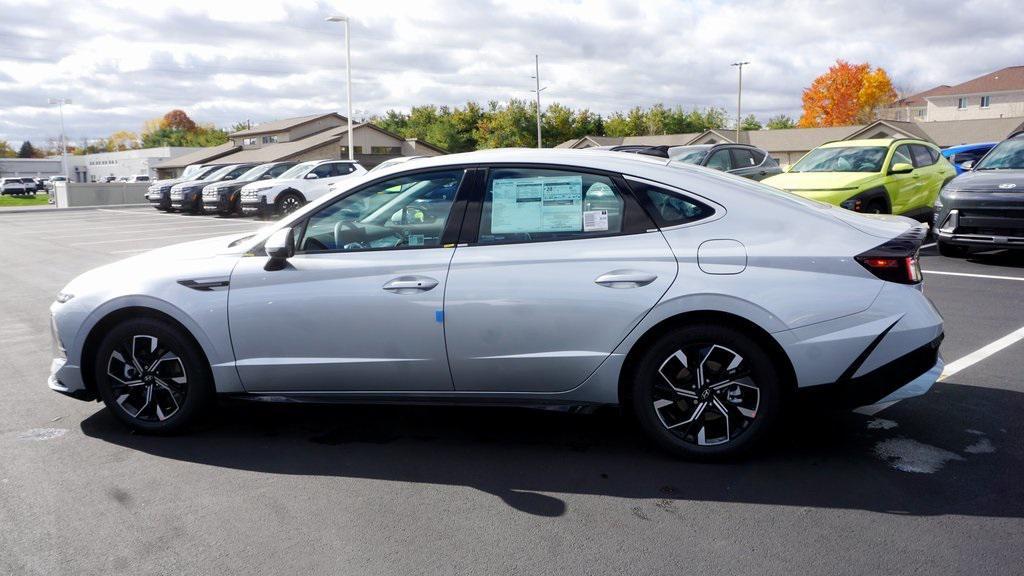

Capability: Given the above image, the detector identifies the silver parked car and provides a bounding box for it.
[48,149,943,458]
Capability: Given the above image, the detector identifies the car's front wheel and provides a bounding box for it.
[630,324,782,460]
[276,191,304,215]
[93,317,213,434]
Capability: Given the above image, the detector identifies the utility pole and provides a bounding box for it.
[48,97,71,178]
[531,55,546,148]
[326,15,354,160]
[731,61,749,143]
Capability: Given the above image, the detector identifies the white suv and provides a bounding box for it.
[239,159,366,217]
[1,178,27,195]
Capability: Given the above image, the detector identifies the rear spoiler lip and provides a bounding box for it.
[862,222,929,257]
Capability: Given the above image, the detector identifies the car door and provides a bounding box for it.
[910,144,943,210]
[885,144,918,214]
[301,162,347,200]
[227,168,471,392]
[443,166,678,393]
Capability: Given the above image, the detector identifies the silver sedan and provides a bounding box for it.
[48,149,943,459]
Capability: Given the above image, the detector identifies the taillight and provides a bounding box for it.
[855,226,927,285]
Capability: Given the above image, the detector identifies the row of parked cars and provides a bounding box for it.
[611,131,1024,258]
[146,159,386,218]
[0,176,52,195]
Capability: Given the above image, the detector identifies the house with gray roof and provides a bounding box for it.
[154,112,444,178]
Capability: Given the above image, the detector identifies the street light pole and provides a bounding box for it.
[326,15,354,161]
[48,97,71,178]
[731,61,749,143]
[530,55,546,148]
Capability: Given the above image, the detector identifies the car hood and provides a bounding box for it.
[764,171,879,191]
[61,232,264,300]
[172,178,220,190]
[946,169,1024,192]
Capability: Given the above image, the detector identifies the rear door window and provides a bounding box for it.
[477,168,639,245]
[910,145,936,168]
[705,149,733,171]
[731,148,757,169]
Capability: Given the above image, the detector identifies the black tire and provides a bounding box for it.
[93,317,213,434]
[276,191,304,215]
[938,240,968,258]
[864,199,887,214]
[630,324,782,460]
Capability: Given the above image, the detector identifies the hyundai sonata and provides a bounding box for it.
[49,149,943,459]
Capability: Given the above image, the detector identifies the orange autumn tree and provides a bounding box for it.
[799,60,896,127]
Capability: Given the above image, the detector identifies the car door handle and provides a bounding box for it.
[383,276,439,293]
[594,271,658,289]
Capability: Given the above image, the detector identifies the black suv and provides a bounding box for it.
[201,161,297,216]
[934,131,1024,257]
[602,143,782,181]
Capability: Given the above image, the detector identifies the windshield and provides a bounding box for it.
[670,147,710,165]
[278,161,318,180]
[975,139,1024,170]
[791,146,888,173]
[205,165,238,181]
[237,164,272,181]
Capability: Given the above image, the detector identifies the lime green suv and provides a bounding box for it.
[763,138,956,219]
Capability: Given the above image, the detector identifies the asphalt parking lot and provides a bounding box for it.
[2,206,1023,575]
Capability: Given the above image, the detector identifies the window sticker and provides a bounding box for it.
[583,209,609,232]
[491,175,583,233]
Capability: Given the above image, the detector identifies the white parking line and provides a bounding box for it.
[924,270,1024,282]
[921,242,936,249]
[939,325,1024,381]
[48,221,261,239]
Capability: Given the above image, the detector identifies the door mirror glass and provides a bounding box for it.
[891,162,914,174]
[305,173,319,179]
[264,227,294,269]
[961,160,974,170]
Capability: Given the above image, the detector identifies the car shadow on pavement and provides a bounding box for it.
[80,379,1023,518]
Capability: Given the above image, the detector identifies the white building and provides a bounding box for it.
[0,158,63,178]
[67,146,205,182]
[883,66,1024,123]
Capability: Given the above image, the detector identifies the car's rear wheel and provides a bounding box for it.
[630,324,782,459]
[93,317,213,434]
[937,240,968,258]
[276,191,304,215]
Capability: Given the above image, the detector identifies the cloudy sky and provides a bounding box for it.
[1,0,1023,147]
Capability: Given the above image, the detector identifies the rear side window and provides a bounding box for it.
[478,168,629,245]
[910,145,936,167]
[629,181,715,228]
[731,148,756,168]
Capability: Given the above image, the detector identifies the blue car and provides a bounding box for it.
[942,142,997,174]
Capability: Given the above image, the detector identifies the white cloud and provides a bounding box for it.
[0,0,1022,145]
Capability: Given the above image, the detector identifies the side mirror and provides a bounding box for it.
[264,227,294,270]
[960,160,974,170]
[305,173,319,179]
[781,164,791,173]
[891,162,914,174]
[261,174,273,180]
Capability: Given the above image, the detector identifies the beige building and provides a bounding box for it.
[557,116,1024,166]
[882,66,1024,123]
[154,113,444,179]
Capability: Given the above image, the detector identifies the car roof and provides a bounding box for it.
[821,138,932,148]
[942,142,997,154]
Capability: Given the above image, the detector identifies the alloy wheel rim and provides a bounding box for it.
[651,344,760,446]
[106,335,188,422]
[282,197,300,213]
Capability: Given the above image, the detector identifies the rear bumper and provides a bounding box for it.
[799,335,943,408]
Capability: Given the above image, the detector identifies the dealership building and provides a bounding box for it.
[0,147,205,181]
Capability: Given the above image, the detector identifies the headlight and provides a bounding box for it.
[170,190,182,199]
[55,292,74,303]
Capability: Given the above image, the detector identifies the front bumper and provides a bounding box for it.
[241,196,273,217]
[171,193,203,212]
[48,358,94,401]
[202,192,238,214]
[148,193,171,210]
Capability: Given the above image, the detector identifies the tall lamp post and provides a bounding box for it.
[531,55,546,148]
[731,61,749,143]
[48,97,71,178]
[326,15,354,161]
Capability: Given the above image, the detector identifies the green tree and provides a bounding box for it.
[474,99,536,148]
[0,140,16,158]
[765,114,796,130]
[17,141,37,158]
[740,114,762,131]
